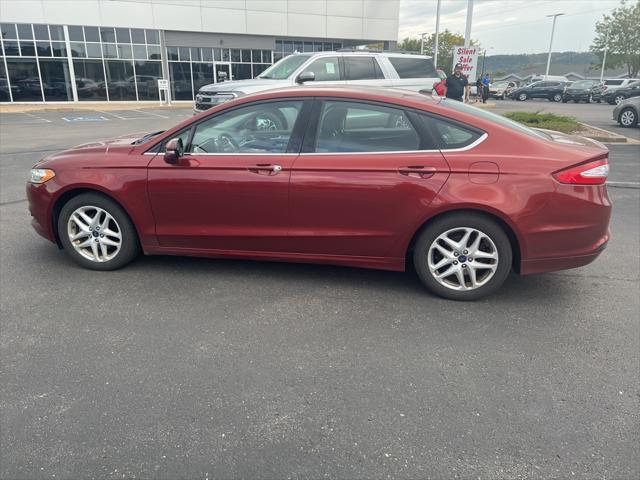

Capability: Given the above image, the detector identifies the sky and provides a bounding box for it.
[398,0,625,55]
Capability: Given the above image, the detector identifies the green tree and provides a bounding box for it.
[398,30,478,71]
[590,0,640,77]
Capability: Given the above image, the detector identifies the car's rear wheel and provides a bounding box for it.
[413,213,512,300]
[58,193,139,270]
[552,93,562,102]
[614,95,625,105]
[619,107,638,127]
[518,93,528,101]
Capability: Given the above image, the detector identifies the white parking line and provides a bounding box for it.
[135,109,169,119]
[606,181,640,188]
[23,112,52,123]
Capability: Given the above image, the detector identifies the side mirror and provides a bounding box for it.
[296,71,315,84]
[164,137,184,164]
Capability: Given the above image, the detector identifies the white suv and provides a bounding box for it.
[194,51,439,113]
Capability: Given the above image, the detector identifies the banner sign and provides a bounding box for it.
[452,46,480,82]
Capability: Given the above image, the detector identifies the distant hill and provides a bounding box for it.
[481,51,627,78]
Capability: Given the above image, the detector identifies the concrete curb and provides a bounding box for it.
[0,102,191,113]
[579,122,639,144]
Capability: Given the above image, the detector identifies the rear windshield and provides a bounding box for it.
[388,57,437,79]
[438,99,550,140]
[605,79,624,85]
[572,80,595,88]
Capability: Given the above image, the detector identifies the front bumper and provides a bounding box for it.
[26,182,57,244]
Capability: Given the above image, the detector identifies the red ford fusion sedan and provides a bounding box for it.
[27,87,611,300]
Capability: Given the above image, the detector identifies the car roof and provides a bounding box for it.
[288,51,433,59]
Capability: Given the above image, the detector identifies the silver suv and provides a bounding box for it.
[194,51,438,113]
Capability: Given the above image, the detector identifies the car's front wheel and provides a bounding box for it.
[619,107,638,127]
[614,95,625,105]
[552,93,562,102]
[518,93,528,101]
[413,213,512,300]
[58,193,139,270]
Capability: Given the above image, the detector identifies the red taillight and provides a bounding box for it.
[553,158,609,185]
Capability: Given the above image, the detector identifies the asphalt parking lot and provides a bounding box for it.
[1,104,639,479]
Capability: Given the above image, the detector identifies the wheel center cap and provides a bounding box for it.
[458,255,467,263]
[92,230,99,238]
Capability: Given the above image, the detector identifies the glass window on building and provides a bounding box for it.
[192,62,214,95]
[1,62,12,102]
[5,58,42,101]
[135,61,161,101]
[232,63,251,80]
[39,58,73,101]
[105,60,136,100]
[73,59,107,101]
[169,62,192,100]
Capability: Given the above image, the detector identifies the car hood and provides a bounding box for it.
[198,78,284,94]
[38,133,146,165]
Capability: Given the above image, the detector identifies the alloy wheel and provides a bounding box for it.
[615,95,625,105]
[620,109,636,126]
[427,227,499,291]
[67,205,122,262]
[553,94,562,102]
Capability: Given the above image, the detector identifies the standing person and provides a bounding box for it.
[443,63,469,102]
[475,76,484,102]
[482,73,491,103]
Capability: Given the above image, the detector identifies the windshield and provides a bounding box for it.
[438,99,550,140]
[492,81,509,88]
[258,54,312,80]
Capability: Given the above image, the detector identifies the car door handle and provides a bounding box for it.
[248,164,283,175]
[398,166,437,178]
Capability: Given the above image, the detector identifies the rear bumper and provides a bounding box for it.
[520,234,609,275]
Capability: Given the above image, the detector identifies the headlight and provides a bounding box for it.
[29,168,55,184]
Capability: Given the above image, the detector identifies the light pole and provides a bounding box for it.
[464,0,474,47]
[419,32,429,55]
[481,47,494,76]
[600,31,609,82]
[434,0,441,68]
[545,13,564,77]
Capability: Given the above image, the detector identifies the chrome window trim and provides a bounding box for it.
[299,133,488,155]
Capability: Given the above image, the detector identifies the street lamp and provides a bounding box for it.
[419,32,429,55]
[545,13,564,77]
[600,30,609,82]
[481,47,494,76]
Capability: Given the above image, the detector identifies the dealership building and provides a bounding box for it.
[0,0,399,104]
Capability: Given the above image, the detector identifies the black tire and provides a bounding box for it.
[412,213,513,301]
[517,93,528,101]
[618,107,638,128]
[57,192,139,270]
[614,95,625,105]
[552,93,562,102]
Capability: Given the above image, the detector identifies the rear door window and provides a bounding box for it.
[388,57,437,78]
[343,57,383,80]
[421,114,482,150]
[313,101,421,153]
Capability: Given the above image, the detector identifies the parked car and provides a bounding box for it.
[27,86,611,300]
[510,80,568,102]
[193,51,440,113]
[613,96,639,127]
[489,80,517,100]
[562,80,604,103]
[602,80,640,105]
[528,75,568,84]
[595,78,640,103]
[591,82,605,103]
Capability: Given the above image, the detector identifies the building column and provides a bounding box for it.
[159,30,171,103]
[63,25,79,102]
